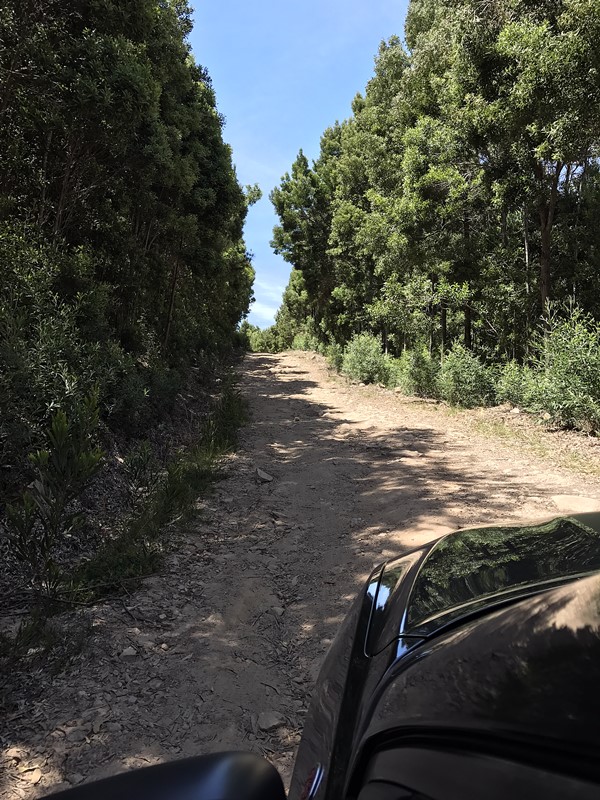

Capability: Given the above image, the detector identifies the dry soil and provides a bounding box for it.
[2,351,600,798]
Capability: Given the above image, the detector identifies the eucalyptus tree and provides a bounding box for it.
[271,126,342,333]
[457,0,600,309]
[0,0,255,500]
[0,0,252,357]
[270,0,600,362]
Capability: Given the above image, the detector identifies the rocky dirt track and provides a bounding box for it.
[3,351,600,798]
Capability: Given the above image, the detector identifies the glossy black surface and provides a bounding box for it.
[406,514,600,634]
[359,746,599,799]
[290,514,600,800]
[356,573,600,780]
[45,752,285,800]
[365,550,426,655]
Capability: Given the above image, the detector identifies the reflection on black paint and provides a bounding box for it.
[407,516,600,631]
[365,554,422,655]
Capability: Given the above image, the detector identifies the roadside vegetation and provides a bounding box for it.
[243,312,600,434]
[1,375,247,664]
[0,1,255,661]
[250,0,600,436]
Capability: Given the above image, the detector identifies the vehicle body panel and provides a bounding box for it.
[354,572,600,783]
[405,513,600,635]
[289,514,600,800]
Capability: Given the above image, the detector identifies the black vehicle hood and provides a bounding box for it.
[368,513,600,651]
[361,571,600,772]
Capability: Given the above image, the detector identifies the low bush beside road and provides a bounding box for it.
[244,308,600,436]
[1,372,247,665]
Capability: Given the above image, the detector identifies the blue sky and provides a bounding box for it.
[189,1,409,328]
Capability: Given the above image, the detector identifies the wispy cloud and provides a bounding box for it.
[230,150,284,186]
[249,299,280,326]
[254,279,285,303]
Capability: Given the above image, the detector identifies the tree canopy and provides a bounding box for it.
[270,0,600,361]
[0,0,258,492]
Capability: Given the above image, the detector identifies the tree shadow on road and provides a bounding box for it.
[0,352,577,797]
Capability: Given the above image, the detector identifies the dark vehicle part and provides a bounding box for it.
[356,746,599,799]
[37,514,600,800]
[47,752,285,800]
[290,514,600,800]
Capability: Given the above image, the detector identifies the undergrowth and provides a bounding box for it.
[279,308,600,436]
[1,374,247,662]
[0,607,92,672]
[473,418,600,478]
[72,376,247,600]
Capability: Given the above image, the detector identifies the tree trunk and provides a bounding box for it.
[163,253,179,350]
[539,219,551,309]
[523,204,530,292]
[441,305,447,355]
[37,130,53,229]
[462,211,473,349]
[464,304,472,349]
[536,160,563,311]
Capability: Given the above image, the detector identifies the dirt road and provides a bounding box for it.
[3,351,600,798]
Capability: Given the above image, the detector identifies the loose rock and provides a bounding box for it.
[257,712,286,732]
[24,770,42,785]
[256,468,274,482]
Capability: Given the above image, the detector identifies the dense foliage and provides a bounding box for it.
[266,0,600,431]
[0,1,257,497]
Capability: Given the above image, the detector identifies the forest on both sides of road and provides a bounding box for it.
[247,0,600,437]
[2,0,600,681]
[3,0,600,797]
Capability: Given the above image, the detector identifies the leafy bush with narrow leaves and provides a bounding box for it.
[496,361,528,406]
[0,226,187,494]
[322,342,344,371]
[341,333,389,384]
[437,343,495,407]
[73,378,248,599]
[531,310,600,432]
[6,391,103,595]
[292,331,320,351]
[385,355,406,390]
[391,348,439,397]
[245,325,279,353]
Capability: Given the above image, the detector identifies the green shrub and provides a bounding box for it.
[386,349,439,397]
[6,391,104,595]
[0,225,182,485]
[407,348,439,396]
[123,440,162,510]
[385,354,407,390]
[291,331,320,351]
[236,321,252,350]
[323,342,344,371]
[203,377,248,451]
[531,309,600,432]
[74,378,248,599]
[438,343,494,407]
[0,235,105,487]
[247,325,279,353]
[496,361,528,406]
[341,333,389,384]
